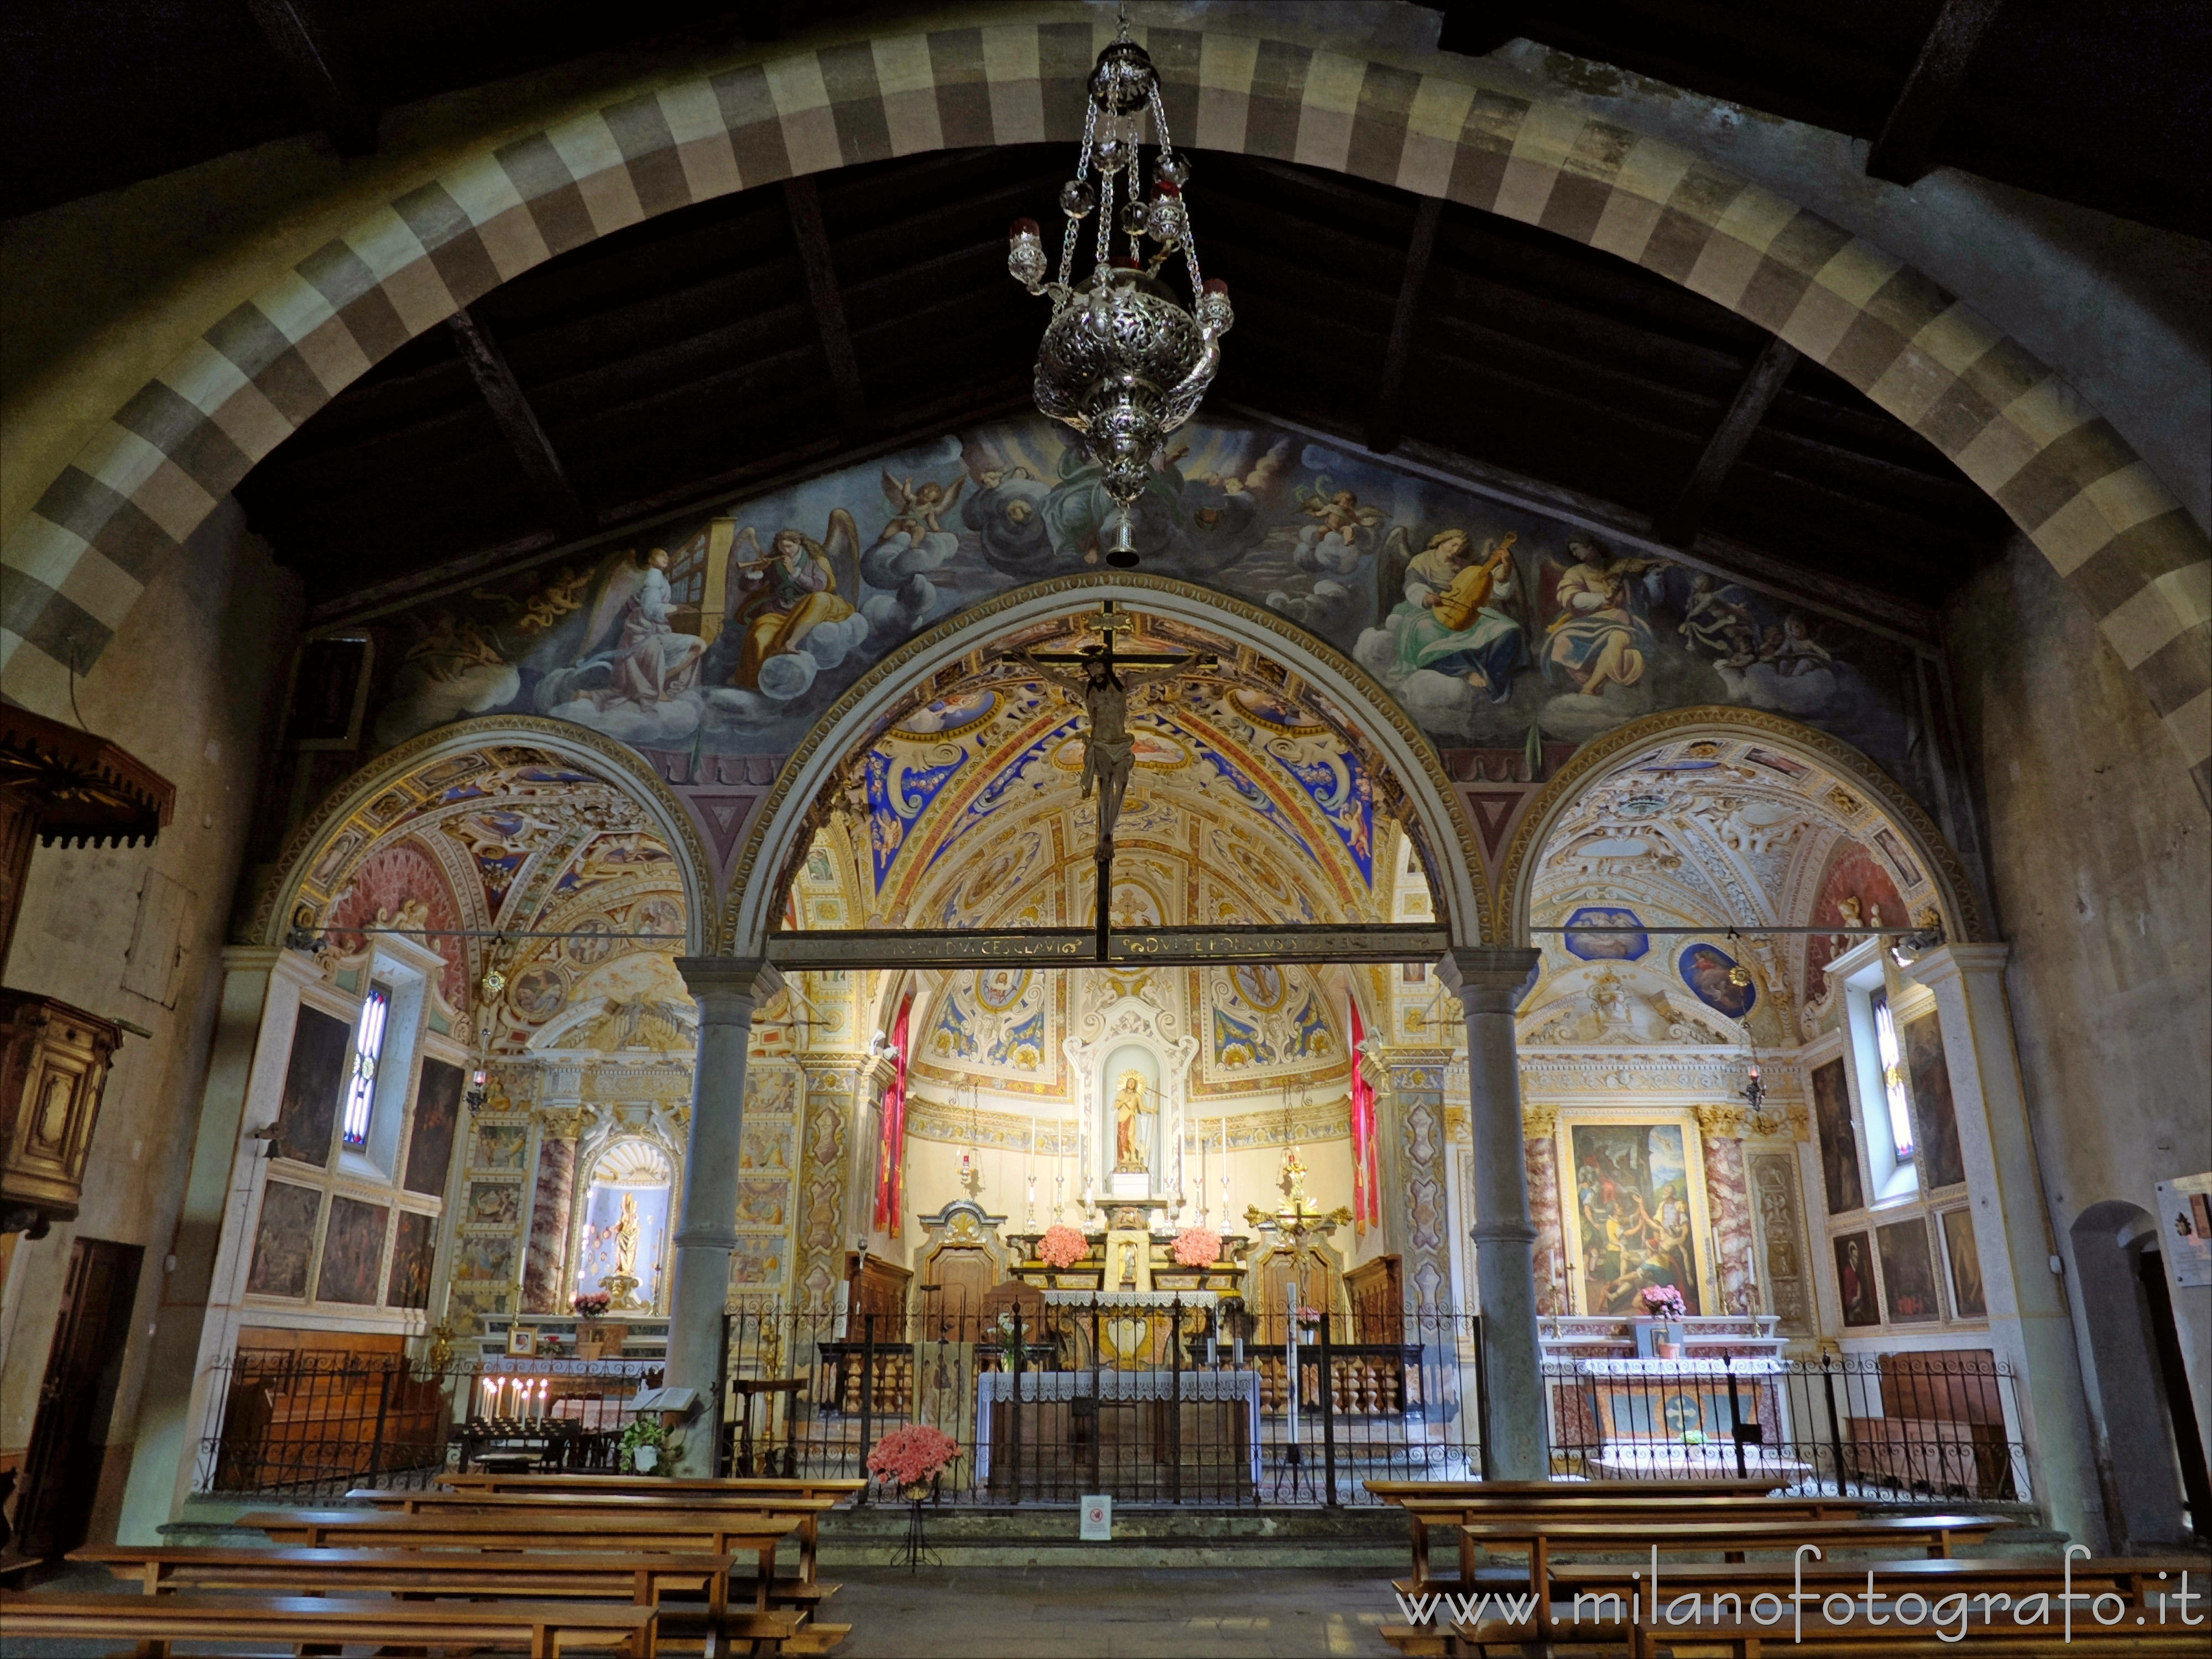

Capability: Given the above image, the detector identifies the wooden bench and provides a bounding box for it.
[0,1588,655,1658]
[238,1507,804,1610]
[1392,1493,1878,1592]
[1456,1512,2008,1635]
[443,1472,865,1504]
[348,1487,838,1583]
[70,1544,801,1657]
[1382,1615,2210,1659]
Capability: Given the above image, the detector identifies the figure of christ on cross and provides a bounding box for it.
[1018,602,1217,957]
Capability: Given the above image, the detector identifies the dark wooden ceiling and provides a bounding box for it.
[231,142,2011,617]
[4,2,2204,236]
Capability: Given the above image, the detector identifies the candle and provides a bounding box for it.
[479,1377,493,1420]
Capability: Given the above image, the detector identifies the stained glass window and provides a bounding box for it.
[340,982,392,1150]
[1870,989,1916,1160]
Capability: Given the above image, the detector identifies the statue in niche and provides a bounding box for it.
[613,1192,642,1277]
[1112,1070,1154,1175]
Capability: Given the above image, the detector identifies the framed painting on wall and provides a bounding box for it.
[1832,1230,1880,1326]
[1810,1057,1864,1216]
[1567,1119,1705,1316]
[1876,1217,1943,1322]
[1940,1208,1987,1318]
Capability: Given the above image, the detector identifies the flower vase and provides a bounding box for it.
[1653,1338,1682,1360]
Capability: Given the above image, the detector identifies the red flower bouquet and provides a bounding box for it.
[867,1423,963,1493]
[1171,1227,1222,1269]
[1037,1224,1089,1270]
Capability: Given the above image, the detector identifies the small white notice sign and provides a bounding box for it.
[2156,1175,2212,1288]
[1079,1494,1112,1540]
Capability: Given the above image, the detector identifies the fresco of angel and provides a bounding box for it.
[1290,477,1384,573]
[1541,532,1665,698]
[881,469,966,533]
[565,547,706,708]
[1380,527,1527,701]
[722,510,865,695]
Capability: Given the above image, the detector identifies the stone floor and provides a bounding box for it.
[836,1566,1397,1657]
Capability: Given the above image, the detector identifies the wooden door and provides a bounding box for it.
[13,1237,143,1557]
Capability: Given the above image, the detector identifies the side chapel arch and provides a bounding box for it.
[722,573,1494,954]
[1497,705,1984,952]
[7,14,2202,797]
[253,713,717,956]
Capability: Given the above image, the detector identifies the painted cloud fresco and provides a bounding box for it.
[355,416,1924,791]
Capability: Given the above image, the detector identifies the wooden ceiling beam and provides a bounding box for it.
[1654,333,1800,547]
[1867,0,2005,186]
[1363,198,1451,458]
[444,306,594,541]
[784,175,872,442]
[244,0,379,156]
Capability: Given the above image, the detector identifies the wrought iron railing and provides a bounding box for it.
[192,1349,653,1500]
[190,1322,2032,1510]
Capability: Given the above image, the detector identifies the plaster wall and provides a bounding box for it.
[0,496,296,1538]
[1946,531,2212,1486]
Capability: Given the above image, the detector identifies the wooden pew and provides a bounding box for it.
[1457,1512,2010,1635]
[67,1544,813,1657]
[1548,1554,2212,1659]
[348,1487,838,1584]
[1392,1492,1879,1592]
[442,1472,865,1504]
[0,1588,655,1658]
[1367,1477,1788,1503]
[238,1507,804,1611]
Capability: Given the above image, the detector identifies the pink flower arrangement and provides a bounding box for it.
[571,1291,612,1318]
[1171,1227,1222,1269]
[1037,1224,1089,1270]
[1640,1284,1688,1319]
[867,1423,962,1489]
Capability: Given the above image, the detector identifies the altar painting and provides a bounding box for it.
[1570,1121,1704,1316]
[334,415,1933,811]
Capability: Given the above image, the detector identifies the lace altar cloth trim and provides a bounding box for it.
[1575,1357,1787,1378]
[1041,1290,1220,1310]
[980,1368,1259,1402]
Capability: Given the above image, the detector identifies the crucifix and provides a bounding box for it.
[1018,601,1216,959]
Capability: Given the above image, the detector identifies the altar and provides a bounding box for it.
[975,1368,1260,1502]
[1573,1355,1812,1480]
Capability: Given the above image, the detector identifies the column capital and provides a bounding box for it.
[1693,1102,1750,1139]
[1522,1102,1559,1136]
[676,955,782,1010]
[540,1105,589,1141]
[1437,946,1541,1013]
[1902,941,2011,991]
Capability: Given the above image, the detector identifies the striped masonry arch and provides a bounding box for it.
[4,17,2205,799]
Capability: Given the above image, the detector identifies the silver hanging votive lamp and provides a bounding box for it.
[1008,22,1232,568]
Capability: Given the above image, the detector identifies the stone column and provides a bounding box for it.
[666,956,780,1475]
[1904,942,2103,1548]
[1522,1104,1564,1316]
[522,1105,585,1313]
[1440,947,1548,1481]
[1694,1104,1755,1314]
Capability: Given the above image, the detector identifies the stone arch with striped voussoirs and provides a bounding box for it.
[1495,703,1986,951]
[4,15,2203,800]
[249,713,718,957]
[718,570,1495,954]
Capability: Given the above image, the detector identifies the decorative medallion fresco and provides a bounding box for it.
[318,417,1930,814]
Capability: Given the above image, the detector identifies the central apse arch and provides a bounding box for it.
[723,575,1493,954]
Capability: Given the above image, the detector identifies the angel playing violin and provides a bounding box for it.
[724,511,863,691]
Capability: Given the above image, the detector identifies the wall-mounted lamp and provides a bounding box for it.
[1888,924,1945,969]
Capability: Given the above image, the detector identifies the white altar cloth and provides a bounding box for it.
[1576,1357,1787,1378]
[1041,1290,1220,1311]
[973,1369,1261,1485]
